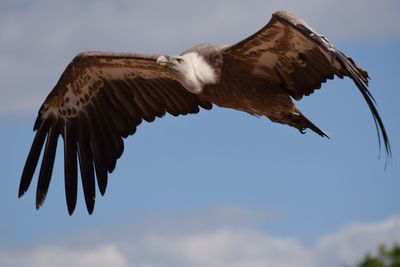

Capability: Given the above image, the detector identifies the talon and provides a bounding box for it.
[299,128,306,134]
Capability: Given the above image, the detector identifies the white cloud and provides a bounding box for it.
[1,211,399,267]
[128,229,313,267]
[0,0,399,116]
[314,217,400,266]
[0,244,128,267]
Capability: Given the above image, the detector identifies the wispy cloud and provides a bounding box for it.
[1,0,399,116]
[1,208,399,267]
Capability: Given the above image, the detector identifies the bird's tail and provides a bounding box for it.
[276,111,329,138]
[297,112,329,138]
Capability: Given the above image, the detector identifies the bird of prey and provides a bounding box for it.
[19,11,391,215]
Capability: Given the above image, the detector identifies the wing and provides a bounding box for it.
[222,11,390,157]
[19,52,212,214]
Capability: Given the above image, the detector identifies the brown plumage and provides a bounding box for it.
[20,11,390,214]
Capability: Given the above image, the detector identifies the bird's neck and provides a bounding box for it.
[177,52,217,94]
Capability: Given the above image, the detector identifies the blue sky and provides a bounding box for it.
[0,1,399,266]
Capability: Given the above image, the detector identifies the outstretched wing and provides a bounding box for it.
[222,11,390,157]
[19,52,212,214]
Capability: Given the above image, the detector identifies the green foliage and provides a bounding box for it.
[353,244,400,267]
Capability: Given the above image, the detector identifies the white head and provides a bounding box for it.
[156,52,216,94]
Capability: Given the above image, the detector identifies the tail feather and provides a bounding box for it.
[297,112,329,138]
[266,111,328,138]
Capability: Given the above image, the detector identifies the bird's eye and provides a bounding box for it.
[176,58,184,63]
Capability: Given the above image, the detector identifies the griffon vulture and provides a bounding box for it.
[19,11,391,214]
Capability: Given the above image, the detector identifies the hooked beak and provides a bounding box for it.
[156,55,172,66]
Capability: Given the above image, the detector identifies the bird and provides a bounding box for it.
[19,11,391,215]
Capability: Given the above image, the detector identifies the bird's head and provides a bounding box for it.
[156,55,184,69]
[157,55,193,81]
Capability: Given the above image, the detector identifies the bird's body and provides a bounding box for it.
[20,11,390,214]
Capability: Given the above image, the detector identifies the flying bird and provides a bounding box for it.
[19,11,391,215]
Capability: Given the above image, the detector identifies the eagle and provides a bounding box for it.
[19,11,391,215]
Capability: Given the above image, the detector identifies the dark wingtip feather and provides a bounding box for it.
[35,127,60,209]
[67,205,75,216]
[19,118,50,198]
[335,50,391,162]
[63,119,78,215]
[96,171,108,196]
[77,113,96,215]
[86,103,109,196]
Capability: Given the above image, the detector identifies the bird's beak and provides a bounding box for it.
[156,55,171,66]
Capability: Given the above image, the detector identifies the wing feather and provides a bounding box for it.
[91,99,118,172]
[134,82,166,117]
[20,52,212,214]
[19,119,49,197]
[129,79,164,119]
[36,125,59,209]
[77,112,96,214]
[129,80,158,122]
[63,119,78,214]
[85,102,108,196]
[149,79,182,116]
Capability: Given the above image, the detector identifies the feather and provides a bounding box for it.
[19,119,50,197]
[77,112,96,214]
[147,80,181,116]
[85,102,108,196]
[334,50,391,158]
[63,119,78,215]
[36,126,60,209]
